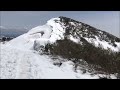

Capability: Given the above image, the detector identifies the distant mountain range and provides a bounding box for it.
[0,26,28,37]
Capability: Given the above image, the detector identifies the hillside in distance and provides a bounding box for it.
[0,26,28,37]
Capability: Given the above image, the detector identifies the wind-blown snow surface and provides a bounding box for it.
[0,42,99,79]
[0,17,118,79]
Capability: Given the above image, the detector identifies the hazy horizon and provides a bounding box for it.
[0,11,119,37]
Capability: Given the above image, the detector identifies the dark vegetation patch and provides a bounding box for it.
[0,36,14,42]
[43,38,120,79]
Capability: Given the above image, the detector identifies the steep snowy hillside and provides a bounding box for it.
[50,16,120,52]
[0,16,120,79]
[32,16,120,52]
[7,16,120,52]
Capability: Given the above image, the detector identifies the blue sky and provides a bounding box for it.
[0,11,119,37]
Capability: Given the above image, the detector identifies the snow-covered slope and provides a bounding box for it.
[31,16,120,52]
[0,16,119,79]
[1,42,116,79]
[0,40,99,79]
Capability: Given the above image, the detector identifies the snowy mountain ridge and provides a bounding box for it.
[0,16,120,79]
[28,16,120,52]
